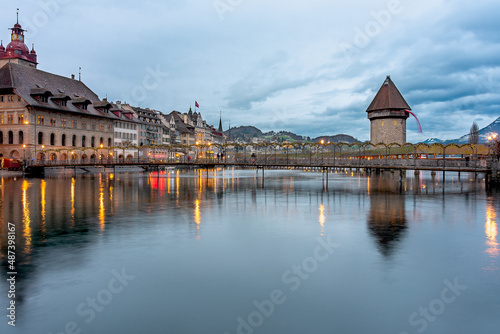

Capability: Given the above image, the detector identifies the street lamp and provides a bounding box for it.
[320,140,324,165]
[488,132,498,161]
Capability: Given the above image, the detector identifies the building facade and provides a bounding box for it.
[0,19,121,162]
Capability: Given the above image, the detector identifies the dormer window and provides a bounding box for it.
[94,100,112,114]
[51,94,71,107]
[30,88,53,104]
[71,96,92,111]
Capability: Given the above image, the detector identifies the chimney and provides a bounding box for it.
[71,74,75,80]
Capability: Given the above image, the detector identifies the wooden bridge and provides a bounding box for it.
[24,155,498,179]
[18,141,500,182]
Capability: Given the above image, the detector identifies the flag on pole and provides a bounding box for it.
[195,101,200,108]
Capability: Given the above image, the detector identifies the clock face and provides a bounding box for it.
[11,34,17,41]
[18,35,24,42]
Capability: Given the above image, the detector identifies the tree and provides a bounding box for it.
[469,121,479,144]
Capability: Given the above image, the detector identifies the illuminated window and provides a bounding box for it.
[61,118,67,127]
[7,114,13,124]
[18,114,24,124]
[38,115,44,125]
[50,118,56,126]
[381,121,384,127]
[394,120,397,126]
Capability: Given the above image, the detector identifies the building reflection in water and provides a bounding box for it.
[367,172,407,257]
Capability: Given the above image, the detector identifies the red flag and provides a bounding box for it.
[195,101,200,108]
[405,110,423,133]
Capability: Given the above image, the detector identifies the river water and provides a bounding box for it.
[0,168,499,334]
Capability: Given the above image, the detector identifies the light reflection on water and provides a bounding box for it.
[485,198,499,263]
[0,168,499,334]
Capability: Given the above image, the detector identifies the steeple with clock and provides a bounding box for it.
[0,12,38,68]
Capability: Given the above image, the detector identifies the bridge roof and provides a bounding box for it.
[366,76,411,112]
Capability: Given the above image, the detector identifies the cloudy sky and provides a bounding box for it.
[2,0,499,141]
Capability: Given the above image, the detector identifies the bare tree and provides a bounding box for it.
[469,121,479,144]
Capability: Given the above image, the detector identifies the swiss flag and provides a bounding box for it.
[195,101,200,108]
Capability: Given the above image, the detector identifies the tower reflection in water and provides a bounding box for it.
[367,171,407,257]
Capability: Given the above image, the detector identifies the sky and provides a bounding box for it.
[1,0,499,142]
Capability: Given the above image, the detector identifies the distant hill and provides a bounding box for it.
[224,126,360,143]
[452,116,500,144]
[421,138,443,145]
[312,134,360,144]
[422,116,500,144]
[225,126,263,140]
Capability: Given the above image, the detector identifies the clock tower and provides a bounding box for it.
[0,13,38,69]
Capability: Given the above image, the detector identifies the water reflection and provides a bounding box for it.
[319,204,325,236]
[485,198,498,258]
[0,168,496,332]
[22,180,32,254]
[367,172,407,257]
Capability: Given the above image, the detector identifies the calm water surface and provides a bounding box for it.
[0,168,499,334]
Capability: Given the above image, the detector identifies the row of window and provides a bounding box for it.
[0,131,24,145]
[115,132,137,140]
[116,122,137,130]
[0,130,112,147]
[0,96,20,103]
[35,116,111,131]
[0,114,25,124]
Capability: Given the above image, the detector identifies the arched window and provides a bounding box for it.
[0,131,3,144]
[91,136,95,148]
[38,132,43,145]
[8,131,13,144]
[61,134,66,146]
[72,135,76,147]
[82,136,86,147]
[100,137,104,145]
[18,131,24,144]
[50,133,55,146]
[108,138,112,147]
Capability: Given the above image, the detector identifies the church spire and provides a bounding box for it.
[218,111,223,133]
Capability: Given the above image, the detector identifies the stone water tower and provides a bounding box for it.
[366,76,411,145]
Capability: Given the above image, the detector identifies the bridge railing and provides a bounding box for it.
[26,155,491,171]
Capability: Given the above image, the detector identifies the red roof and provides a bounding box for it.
[366,76,411,112]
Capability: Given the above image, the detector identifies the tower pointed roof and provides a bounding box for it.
[366,76,411,112]
[218,112,223,133]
